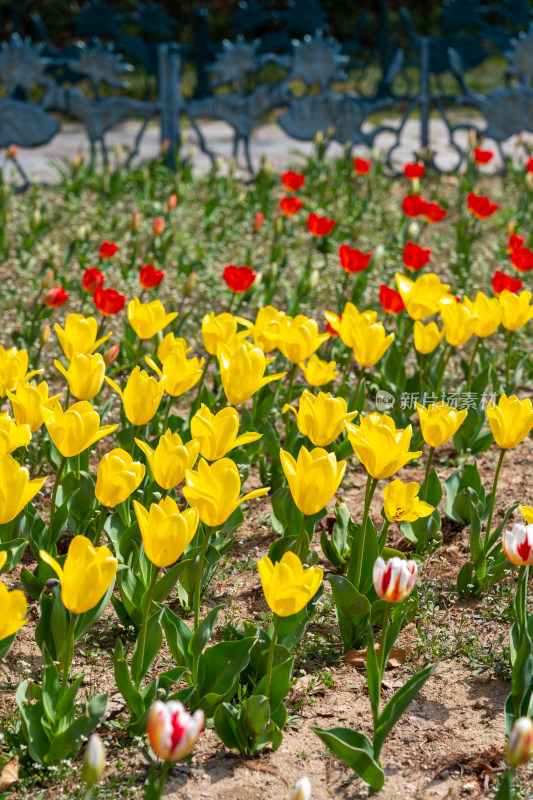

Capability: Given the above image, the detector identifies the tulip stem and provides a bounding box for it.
[193,354,212,407]
[418,352,424,392]
[422,446,435,502]
[265,614,282,699]
[348,473,378,590]
[156,760,172,800]
[295,515,309,559]
[435,345,452,397]
[465,338,479,392]
[134,567,159,689]
[341,354,351,387]
[515,565,529,635]
[379,603,390,686]
[162,396,172,433]
[192,525,213,682]
[65,386,71,409]
[47,455,68,547]
[94,505,108,546]
[286,363,297,404]
[484,448,505,548]
[354,368,365,402]
[129,425,138,456]
[505,331,514,394]
[134,338,144,369]
[378,519,390,553]
[61,613,77,693]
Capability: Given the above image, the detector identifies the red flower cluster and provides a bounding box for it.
[354,157,372,176]
[404,162,425,180]
[140,264,165,289]
[280,196,303,216]
[82,268,104,294]
[492,270,523,295]
[307,212,335,237]
[403,241,431,271]
[99,240,118,259]
[401,195,446,222]
[223,265,256,293]
[473,148,493,165]
[94,286,127,316]
[466,193,499,219]
[380,285,405,314]
[282,171,305,192]
[510,246,533,272]
[339,244,371,273]
[44,286,68,308]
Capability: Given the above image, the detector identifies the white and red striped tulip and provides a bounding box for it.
[502,524,533,566]
[373,557,417,603]
[289,777,312,800]
[147,700,204,762]
[508,716,533,766]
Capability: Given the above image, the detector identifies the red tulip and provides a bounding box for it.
[167,193,178,211]
[404,162,425,180]
[492,270,523,296]
[93,286,126,316]
[140,264,165,289]
[511,246,533,272]
[223,265,256,293]
[253,211,264,231]
[466,193,499,219]
[280,197,303,216]
[43,286,68,308]
[422,200,447,223]
[507,233,525,253]
[153,217,165,236]
[353,157,371,176]
[527,157,533,174]
[281,171,305,192]
[306,212,335,237]
[339,245,371,273]
[401,194,425,217]
[82,268,104,294]
[473,148,493,165]
[99,240,118,259]
[403,241,431,271]
[379,285,405,314]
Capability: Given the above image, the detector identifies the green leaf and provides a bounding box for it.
[114,639,145,720]
[195,638,255,714]
[255,657,294,712]
[373,664,436,755]
[131,608,164,685]
[163,607,193,670]
[16,681,50,765]
[44,693,108,764]
[188,604,224,659]
[152,560,189,603]
[328,574,371,652]
[312,727,385,791]
[213,703,244,752]
[365,625,380,720]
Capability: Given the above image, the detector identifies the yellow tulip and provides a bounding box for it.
[346,413,422,479]
[54,353,106,401]
[146,352,204,397]
[0,346,41,397]
[39,535,117,615]
[0,413,31,458]
[191,404,261,461]
[519,505,533,524]
[8,380,60,433]
[352,316,394,368]
[0,453,45,524]
[487,394,533,449]
[0,582,27,641]
[41,399,117,458]
[95,449,145,507]
[183,457,269,528]
[248,306,285,353]
[133,497,199,568]
[218,340,285,406]
[136,429,199,491]
[106,367,166,426]
[283,390,357,447]
[463,292,503,338]
[324,304,376,349]
[395,273,453,320]
[265,314,329,363]
[416,402,468,448]
[499,290,533,331]
[383,479,434,522]
[299,354,338,386]
[280,445,345,516]
[202,312,248,355]
[257,552,323,617]
[157,333,191,363]
[440,301,478,347]
[54,314,110,361]
[413,321,444,355]
[127,298,178,340]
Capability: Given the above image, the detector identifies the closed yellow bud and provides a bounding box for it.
[133,497,199,567]
[40,535,117,615]
[463,292,503,338]
[41,268,54,289]
[280,445,346,516]
[299,354,339,387]
[0,346,42,397]
[54,314,111,361]
[106,367,166,426]
[283,390,357,447]
[0,453,45,524]
[191,404,261,461]
[258,552,323,617]
[0,413,31,457]
[264,314,329,364]
[136,429,199,491]
[395,273,453,320]
[487,394,533,450]
[146,352,204,397]
[416,402,468,448]
[54,353,106,401]
[346,414,422,480]
[0,581,27,640]
[95,449,145,507]
[499,290,533,331]
[440,301,478,347]
[183,458,269,528]
[127,298,178,340]
[41,400,117,458]
[218,340,285,406]
[352,316,394,367]
[413,320,444,354]
[383,479,433,522]
[7,381,59,433]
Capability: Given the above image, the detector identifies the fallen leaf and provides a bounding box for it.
[344,646,407,668]
[0,758,19,792]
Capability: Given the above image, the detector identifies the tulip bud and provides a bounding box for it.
[407,221,420,239]
[314,130,324,145]
[236,191,246,206]
[183,270,196,294]
[160,138,171,155]
[188,145,196,159]
[76,224,89,242]
[309,268,319,289]
[39,321,51,346]
[275,215,283,236]
[41,269,54,290]
[103,343,120,366]
[215,156,224,174]
[81,734,105,786]
[253,211,264,232]
[373,556,417,602]
[269,261,279,279]
[43,286,68,308]
[508,717,533,766]
[72,154,84,170]
[2,185,10,200]
[147,700,204,762]
[507,219,516,234]
[131,209,141,232]
[31,208,41,229]
[289,777,312,800]
[526,172,533,192]
[114,143,123,159]
[6,144,18,160]
[153,217,165,236]
[167,193,178,211]
[251,271,262,290]
[411,177,420,194]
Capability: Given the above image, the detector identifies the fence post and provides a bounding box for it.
[193,7,210,99]
[419,36,430,152]
[158,43,181,169]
